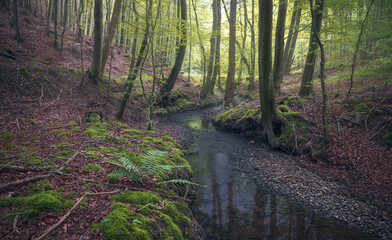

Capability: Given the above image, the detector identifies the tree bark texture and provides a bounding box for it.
[87,0,103,84]
[259,0,277,146]
[160,0,187,98]
[272,0,287,95]
[224,0,236,106]
[101,0,122,73]
[13,0,23,42]
[283,0,302,74]
[210,0,221,95]
[299,0,325,96]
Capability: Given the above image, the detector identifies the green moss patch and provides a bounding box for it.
[97,145,117,153]
[83,163,102,172]
[0,131,15,140]
[54,150,74,158]
[86,151,101,157]
[52,142,71,148]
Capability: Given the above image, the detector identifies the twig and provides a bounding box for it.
[38,84,44,107]
[35,189,121,240]
[335,115,343,137]
[42,89,63,110]
[365,98,385,132]
[370,123,388,140]
[103,160,123,168]
[0,164,56,172]
[16,118,20,129]
[13,214,20,234]
[0,152,79,190]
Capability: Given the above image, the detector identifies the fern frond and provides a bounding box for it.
[158,179,208,188]
[118,156,142,174]
[108,169,143,183]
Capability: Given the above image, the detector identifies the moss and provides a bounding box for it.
[23,118,39,124]
[382,122,392,149]
[54,150,74,158]
[278,104,290,112]
[111,191,162,212]
[82,123,110,138]
[84,182,93,188]
[94,202,152,240]
[46,122,60,127]
[51,129,71,136]
[86,151,101,157]
[164,203,191,226]
[52,142,71,148]
[71,127,82,132]
[123,128,145,135]
[107,175,120,183]
[157,212,184,240]
[83,163,102,172]
[35,178,54,190]
[0,131,15,140]
[97,145,117,153]
[352,102,369,114]
[111,121,130,128]
[66,121,77,126]
[17,146,38,152]
[5,142,17,148]
[3,191,74,220]
[89,112,101,123]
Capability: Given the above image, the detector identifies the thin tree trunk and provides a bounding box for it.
[53,0,58,49]
[224,0,236,106]
[75,0,85,88]
[284,5,302,75]
[117,0,152,120]
[101,0,122,73]
[309,0,328,151]
[60,0,68,56]
[272,0,287,95]
[87,0,103,84]
[210,0,221,94]
[191,0,206,87]
[159,0,187,99]
[202,0,217,97]
[249,0,255,91]
[346,0,376,102]
[299,0,325,96]
[13,0,23,42]
[283,0,300,74]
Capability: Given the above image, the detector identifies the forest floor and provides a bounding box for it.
[1,5,392,240]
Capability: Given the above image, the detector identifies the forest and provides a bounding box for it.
[0,0,391,239]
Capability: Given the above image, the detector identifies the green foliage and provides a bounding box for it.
[97,145,117,153]
[54,150,74,158]
[83,164,102,172]
[52,142,71,148]
[108,150,190,183]
[86,151,101,157]
[51,129,71,136]
[0,131,15,140]
[158,179,208,188]
[24,118,39,124]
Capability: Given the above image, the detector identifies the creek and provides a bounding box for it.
[170,109,375,240]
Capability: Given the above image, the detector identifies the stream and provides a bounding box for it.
[170,109,375,240]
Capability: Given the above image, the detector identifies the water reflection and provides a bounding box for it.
[170,110,375,240]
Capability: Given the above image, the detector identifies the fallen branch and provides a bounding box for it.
[365,98,385,132]
[42,89,63,110]
[0,164,56,172]
[0,152,79,190]
[335,116,343,137]
[35,189,121,240]
[13,214,20,234]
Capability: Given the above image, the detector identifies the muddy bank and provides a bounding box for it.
[159,109,392,240]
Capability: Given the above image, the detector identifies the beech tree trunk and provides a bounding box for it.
[259,0,277,147]
[13,0,23,42]
[272,0,287,95]
[249,0,255,91]
[283,0,302,74]
[224,0,236,106]
[87,0,103,84]
[210,0,221,95]
[53,0,58,49]
[159,0,187,99]
[202,0,217,97]
[101,0,122,74]
[117,0,152,120]
[299,0,325,96]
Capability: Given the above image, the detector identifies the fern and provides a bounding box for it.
[108,150,190,183]
[158,179,208,188]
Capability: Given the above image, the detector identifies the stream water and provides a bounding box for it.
[170,109,374,240]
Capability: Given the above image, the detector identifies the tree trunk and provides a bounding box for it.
[272,0,287,95]
[13,0,23,42]
[53,0,58,49]
[299,0,325,97]
[60,0,68,56]
[224,0,236,106]
[210,0,221,95]
[202,0,217,97]
[101,0,122,74]
[117,0,152,120]
[249,0,255,91]
[159,0,187,99]
[46,0,52,33]
[284,4,302,75]
[191,0,206,87]
[259,0,277,147]
[309,0,328,152]
[283,0,301,75]
[87,0,103,84]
